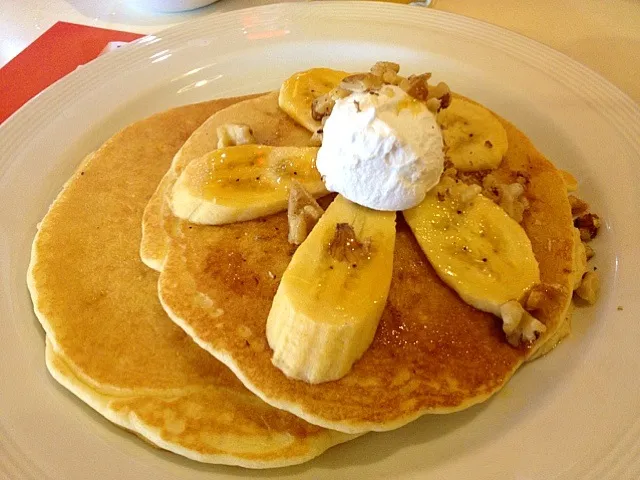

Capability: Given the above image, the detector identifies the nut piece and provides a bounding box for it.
[216,124,256,148]
[425,97,441,113]
[568,195,589,216]
[482,174,529,223]
[427,81,449,99]
[331,86,351,100]
[453,182,482,204]
[312,62,452,124]
[328,223,371,264]
[311,93,335,121]
[311,87,351,124]
[370,61,402,85]
[370,61,400,76]
[287,181,324,245]
[499,183,529,223]
[426,81,451,111]
[441,162,458,181]
[500,300,547,347]
[441,169,530,222]
[574,213,601,242]
[525,290,545,311]
[399,74,431,101]
[399,75,450,112]
[575,271,600,304]
[525,283,569,311]
[584,243,595,260]
[434,176,482,206]
[340,73,384,93]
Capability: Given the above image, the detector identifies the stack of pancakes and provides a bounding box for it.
[28,87,580,468]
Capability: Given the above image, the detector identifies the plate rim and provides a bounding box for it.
[2,2,639,164]
[1,2,639,479]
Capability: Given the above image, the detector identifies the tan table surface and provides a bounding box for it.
[432,0,640,103]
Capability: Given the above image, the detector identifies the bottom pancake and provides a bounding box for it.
[46,339,354,467]
[157,99,577,434]
[28,99,353,468]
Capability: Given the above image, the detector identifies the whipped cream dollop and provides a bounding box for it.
[316,85,445,211]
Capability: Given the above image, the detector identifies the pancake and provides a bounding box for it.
[27,98,354,467]
[140,91,313,271]
[156,95,577,433]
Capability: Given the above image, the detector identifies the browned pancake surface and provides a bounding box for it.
[29,97,354,467]
[140,91,312,270]
[158,100,575,432]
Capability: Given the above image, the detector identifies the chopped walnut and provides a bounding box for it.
[575,271,600,304]
[328,223,371,264]
[425,81,451,112]
[440,93,452,110]
[340,73,383,93]
[525,283,569,311]
[574,213,601,242]
[287,181,324,245]
[398,74,431,101]
[370,61,400,76]
[515,172,530,186]
[434,176,482,207]
[525,290,545,311]
[500,183,528,222]
[311,62,452,126]
[216,124,256,148]
[568,195,589,216]
[311,93,335,121]
[382,70,402,85]
[441,163,458,181]
[584,243,595,260]
[370,61,402,85]
[332,86,351,100]
[482,174,529,223]
[559,169,578,192]
[481,174,501,202]
[500,300,547,347]
[427,81,449,99]
[453,182,482,204]
[425,98,441,113]
[311,87,350,124]
[440,168,529,222]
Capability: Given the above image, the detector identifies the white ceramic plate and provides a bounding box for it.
[1,3,639,479]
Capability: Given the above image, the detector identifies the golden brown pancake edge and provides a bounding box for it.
[155,93,576,433]
[27,97,356,467]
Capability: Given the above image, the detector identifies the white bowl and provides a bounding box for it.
[130,0,220,13]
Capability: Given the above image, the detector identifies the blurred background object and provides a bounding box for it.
[129,0,220,13]
[0,0,638,102]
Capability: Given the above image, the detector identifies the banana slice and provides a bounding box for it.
[437,97,508,172]
[403,188,539,316]
[170,145,327,225]
[266,195,396,384]
[279,68,349,133]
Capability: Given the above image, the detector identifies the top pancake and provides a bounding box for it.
[140,91,313,271]
[27,97,354,467]
[155,93,577,433]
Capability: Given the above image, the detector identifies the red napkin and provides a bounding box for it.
[0,22,143,124]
